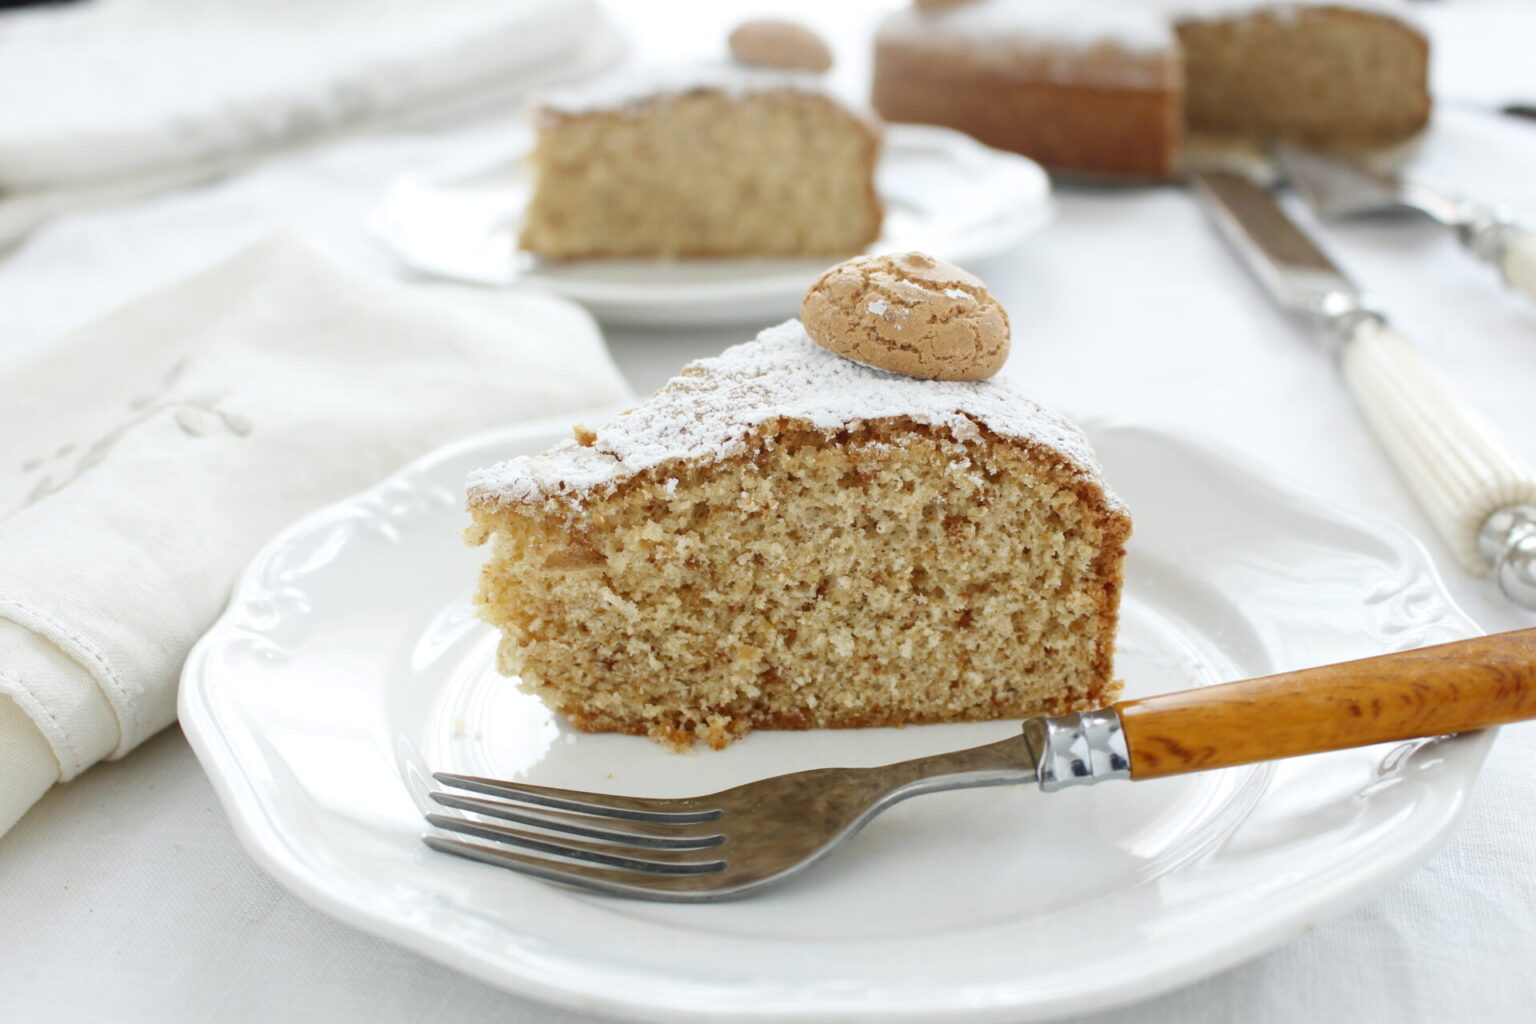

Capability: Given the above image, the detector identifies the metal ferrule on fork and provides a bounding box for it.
[423,631,1536,901]
[1022,708,1132,793]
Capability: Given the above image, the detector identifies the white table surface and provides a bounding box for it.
[4,3,1536,1022]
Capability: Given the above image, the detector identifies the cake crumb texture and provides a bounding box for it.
[471,418,1128,749]
[1175,6,1429,146]
[467,326,1130,750]
[519,82,881,261]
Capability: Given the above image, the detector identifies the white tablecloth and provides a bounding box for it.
[3,3,1535,1022]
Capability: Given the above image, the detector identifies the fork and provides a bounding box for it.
[424,628,1536,901]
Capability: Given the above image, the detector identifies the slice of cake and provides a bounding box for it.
[466,256,1130,750]
[872,0,1429,180]
[1175,3,1430,149]
[518,64,883,261]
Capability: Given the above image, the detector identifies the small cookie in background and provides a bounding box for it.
[801,251,1011,382]
[728,19,834,73]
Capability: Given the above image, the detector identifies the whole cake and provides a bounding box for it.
[519,62,883,261]
[873,0,1431,180]
[466,257,1130,749]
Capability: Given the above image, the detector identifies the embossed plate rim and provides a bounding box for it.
[180,409,1487,1023]
[366,124,1053,326]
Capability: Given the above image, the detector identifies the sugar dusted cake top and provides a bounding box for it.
[876,0,1177,90]
[876,0,1419,54]
[532,61,837,119]
[876,0,1420,93]
[1159,0,1418,25]
[878,0,1174,54]
[468,320,1121,512]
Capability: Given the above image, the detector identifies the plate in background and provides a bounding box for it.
[181,411,1485,1023]
[367,125,1052,326]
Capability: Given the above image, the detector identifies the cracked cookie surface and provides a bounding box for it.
[800,251,1010,381]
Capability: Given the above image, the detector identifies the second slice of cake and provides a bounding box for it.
[467,310,1130,750]
[519,65,883,261]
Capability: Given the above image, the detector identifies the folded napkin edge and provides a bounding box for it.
[0,597,136,765]
[0,693,58,835]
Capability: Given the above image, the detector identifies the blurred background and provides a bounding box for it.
[0,0,1531,394]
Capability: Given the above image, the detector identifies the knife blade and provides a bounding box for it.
[1192,169,1373,326]
[1191,170,1536,609]
[1274,144,1536,304]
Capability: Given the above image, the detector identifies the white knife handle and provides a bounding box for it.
[1339,319,1536,600]
[1501,230,1536,304]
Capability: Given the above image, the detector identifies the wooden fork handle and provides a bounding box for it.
[1115,628,1536,780]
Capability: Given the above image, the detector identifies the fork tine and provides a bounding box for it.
[425,814,727,874]
[428,791,725,849]
[423,836,737,902]
[432,772,721,823]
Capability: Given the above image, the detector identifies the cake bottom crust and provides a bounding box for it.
[551,687,1121,752]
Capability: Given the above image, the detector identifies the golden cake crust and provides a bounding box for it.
[874,33,1183,180]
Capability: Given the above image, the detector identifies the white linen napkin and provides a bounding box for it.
[0,0,620,245]
[0,233,632,835]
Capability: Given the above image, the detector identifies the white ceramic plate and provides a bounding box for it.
[366,124,1052,326]
[181,411,1485,1023]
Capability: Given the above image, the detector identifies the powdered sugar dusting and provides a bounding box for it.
[878,0,1412,50]
[468,321,1123,513]
[534,61,836,118]
[879,0,1173,56]
[877,0,1418,90]
[1158,0,1419,25]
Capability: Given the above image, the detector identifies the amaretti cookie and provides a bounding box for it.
[802,251,1010,381]
[728,19,834,73]
[466,264,1130,750]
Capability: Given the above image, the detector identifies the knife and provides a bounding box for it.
[1274,144,1536,305]
[1191,170,1536,609]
